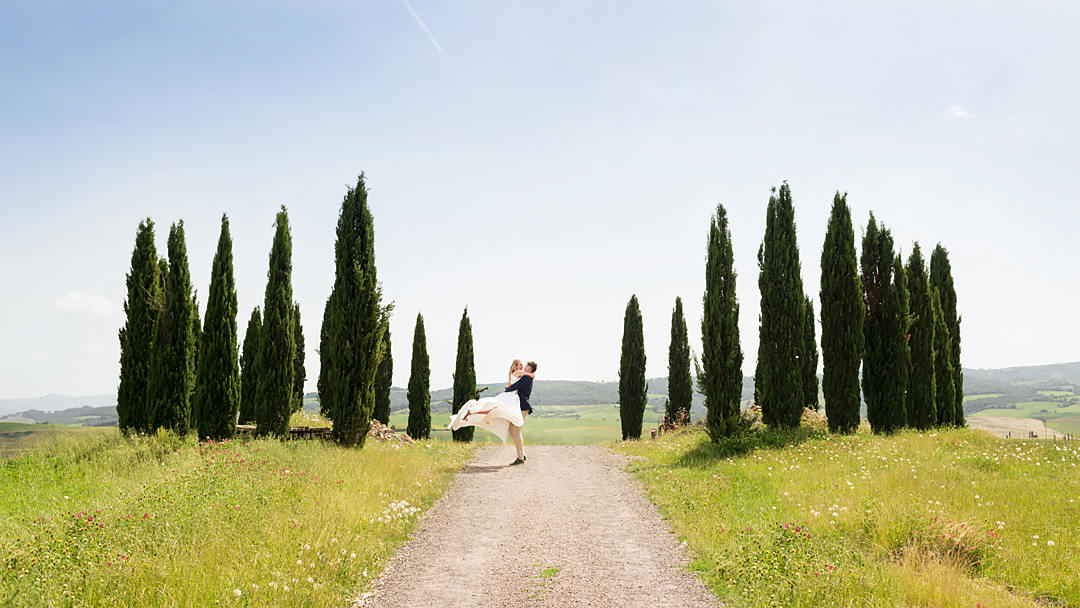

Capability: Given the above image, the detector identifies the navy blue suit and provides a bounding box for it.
[505,375,534,414]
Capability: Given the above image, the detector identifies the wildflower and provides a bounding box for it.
[233,589,242,597]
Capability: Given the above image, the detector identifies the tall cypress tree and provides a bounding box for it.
[905,244,936,430]
[118,219,160,434]
[322,175,385,446]
[619,295,647,440]
[802,297,819,410]
[374,322,393,425]
[894,253,911,426]
[407,313,431,440]
[451,308,477,442]
[194,215,240,440]
[238,307,261,425]
[930,244,964,426]
[148,221,196,434]
[700,204,743,440]
[191,294,201,400]
[861,215,907,433]
[291,303,306,414]
[666,297,692,424]
[757,183,805,429]
[932,289,957,426]
[255,206,296,437]
[819,193,862,433]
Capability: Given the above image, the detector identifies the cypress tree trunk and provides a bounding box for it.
[451,308,477,442]
[894,254,911,426]
[932,289,957,426]
[930,244,964,426]
[666,297,692,424]
[194,215,240,440]
[802,297,819,410]
[291,303,306,414]
[905,243,937,430]
[238,307,261,425]
[757,183,805,429]
[700,204,743,440]
[118,219,160,435]
[148,221,196,435]
[407,313,431,440]
[819,193,863,434]
[255,206,296,437]
[322,175,385,447]
[374,322,393,425]
[619,295,647,440]
[860,215,907,433]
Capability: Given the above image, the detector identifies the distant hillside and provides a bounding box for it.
[0,394,115,417]
[7,361,1080,427]
[0,405,117,427]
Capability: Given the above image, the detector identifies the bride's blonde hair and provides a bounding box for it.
[509,359,523,376]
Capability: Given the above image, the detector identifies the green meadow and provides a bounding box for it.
[618,423,1080,607]
[387,403,666,445]
[970,394,1080,435]
[0,429,473,607]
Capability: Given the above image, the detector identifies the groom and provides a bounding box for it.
[505,360,536,466]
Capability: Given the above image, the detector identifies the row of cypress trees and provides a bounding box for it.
[118,211,308,440]
[622,183,963,441]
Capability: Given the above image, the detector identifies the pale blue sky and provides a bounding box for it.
[1,1,1078,399]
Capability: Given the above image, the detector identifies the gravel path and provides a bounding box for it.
[358,444,719,608]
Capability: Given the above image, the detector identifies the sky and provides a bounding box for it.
[1,0,1078,399]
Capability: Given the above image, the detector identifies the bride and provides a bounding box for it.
[448,359,534,443]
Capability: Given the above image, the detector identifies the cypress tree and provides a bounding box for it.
[317,294,336,420]
[700,204,744,440]
[407,313,431,440]
[932,289,957,426]
[930,244,964,426]
[894,254,911,426]
[322,175,385,446]
[905,243,936,429]
[238,307,261,425]
[860,216,907,433]
[118,219,160,434]
[254,206,296,437]
[191,294,201,394]
[374,322,393,425]
[756,183,805,429]
[819,193,862,433]
[147,221,196,434]
[291,302,306,414]
[193,215,240,440]
[451,308,477,442]
[619,295,647,440]
[666,297,692,424]
[802,297,819,410]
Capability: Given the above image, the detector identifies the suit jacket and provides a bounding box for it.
[505,375,534,413]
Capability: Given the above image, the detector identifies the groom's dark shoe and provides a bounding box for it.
[509,458,525,466]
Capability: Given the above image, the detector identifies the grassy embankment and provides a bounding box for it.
[0,424,473,607]
[618,422,1080,607]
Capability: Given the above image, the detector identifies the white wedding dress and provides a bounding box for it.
[447,376,526,443]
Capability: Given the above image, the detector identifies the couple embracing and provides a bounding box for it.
[448,359,537,466]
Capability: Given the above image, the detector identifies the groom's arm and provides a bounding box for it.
[505,375,532,392]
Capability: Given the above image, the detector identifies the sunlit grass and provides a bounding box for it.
[617,423,1080,607]
[0,429,473,607]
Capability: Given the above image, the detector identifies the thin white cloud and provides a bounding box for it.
[55,292,113,316]
[946,105,972,119]
[402,0,446,56]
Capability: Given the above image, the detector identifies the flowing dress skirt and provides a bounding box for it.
[448,390,525,443]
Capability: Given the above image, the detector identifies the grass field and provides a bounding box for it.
[0,429,473,607]
[0,422,114,458]
[617,424,1080,607]
[387,403,666,445]
[970,397,1080,435]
